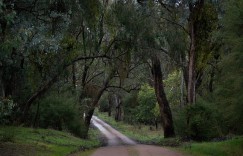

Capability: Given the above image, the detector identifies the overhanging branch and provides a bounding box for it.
[107,85,140,93]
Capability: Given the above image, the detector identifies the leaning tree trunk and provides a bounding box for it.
[22,75,58,120]
[151,56,175,138]
[82,70,114,138]
[83,87,108,138]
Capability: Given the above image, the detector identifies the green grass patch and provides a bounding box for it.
[0,126,101,156]
[96,112,164,144]
[178,136,243,156]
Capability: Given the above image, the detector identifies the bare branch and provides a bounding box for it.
[86,72,104,84]
[71,55,110,65]
[107,85,140,93]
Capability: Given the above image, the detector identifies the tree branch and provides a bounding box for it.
[86,71,104,84]
[70,55,110,65]
[107,85,140,93]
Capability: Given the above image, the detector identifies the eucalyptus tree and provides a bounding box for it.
[13,0,79,118]
[0,0,111,124]
[69,0,142,137]
[152,0,218,104]
[134,0,218,136]
[105,0,176,137]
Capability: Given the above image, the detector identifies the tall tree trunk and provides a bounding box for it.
[187,0,204,104]
[115,94,122,121]
[188,19,196,105]
[108,93,113,116]
[151,56,175,138]
[182,66,189,103]
[209,68,214,92]
[180,69,184,107]
[72,63,76,91]
[0,69,5,98]
[115,103,122,121]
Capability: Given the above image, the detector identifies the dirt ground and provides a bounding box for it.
[91,145,183,156]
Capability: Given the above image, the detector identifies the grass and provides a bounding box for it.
[0,126,101,156]
[178,136,243,156]
[95,111,164,144]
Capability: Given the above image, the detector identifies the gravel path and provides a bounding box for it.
[91,116,183,156]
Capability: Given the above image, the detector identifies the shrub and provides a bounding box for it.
[98,94,109,112]
[0,98,16,125]
[136,84,157,125]
[123,92,139,124]
[31,93,85,137]
[175,99,222,141]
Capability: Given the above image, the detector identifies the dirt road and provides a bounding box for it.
[91,116,183,156]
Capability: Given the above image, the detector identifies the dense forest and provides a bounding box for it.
[0,0,242,144]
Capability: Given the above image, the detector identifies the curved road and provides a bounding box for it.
[91,116,183,156]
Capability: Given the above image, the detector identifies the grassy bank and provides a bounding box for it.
[0,126,101,156]
[96,112,164,144]
[178,136,243,156]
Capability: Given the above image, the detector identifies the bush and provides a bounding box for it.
[98,94,109,112]
[136,84,157,125]
[175,99,222,141]
[123,92,139,124]
[31,93,85,137]
[0,98,16,125]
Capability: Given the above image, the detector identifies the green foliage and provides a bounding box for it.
[136,84,157,124]
[212,0,243,134]
[164,70,182,106]
[122,92,139,123]
[194,2,218,71]
[223,0,243,47]
[152,103,160,121]
[98,93,109,112]
[0,0,16,25]
[0,98,16,125]
[175,99,221,141]
[32,93,84,137]
[79,0,101,27]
